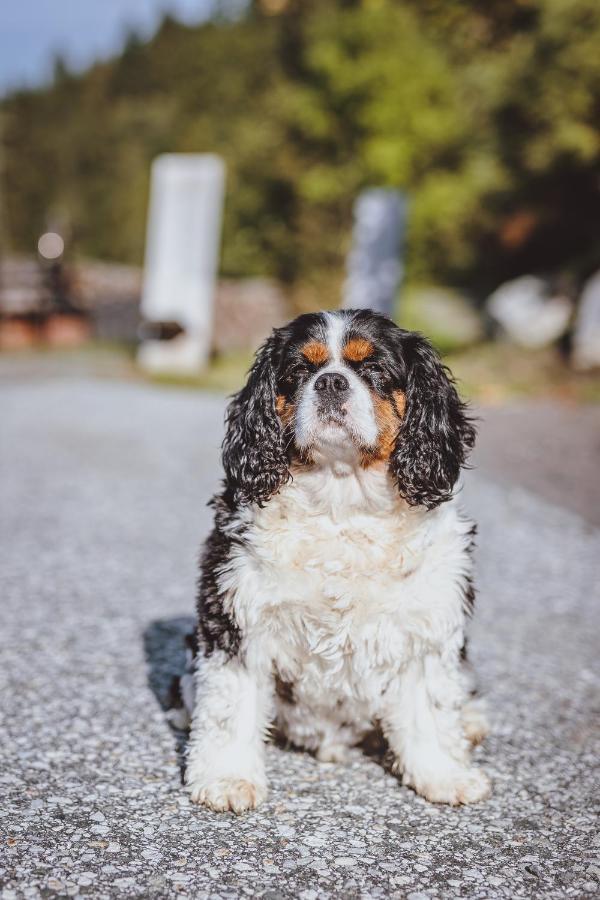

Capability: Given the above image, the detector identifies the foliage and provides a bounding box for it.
[2,0,600,306]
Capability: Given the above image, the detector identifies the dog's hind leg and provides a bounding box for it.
[381,652,491,806]
[461,696,490,746]
[458,644,490,746]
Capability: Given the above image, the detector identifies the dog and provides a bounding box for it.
[179,309,491,813]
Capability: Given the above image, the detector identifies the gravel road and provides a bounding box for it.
[1,376,598,899]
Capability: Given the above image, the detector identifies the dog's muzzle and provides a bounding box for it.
[314,371,349,423]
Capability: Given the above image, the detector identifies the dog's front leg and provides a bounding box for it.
[382,652,491,805]
[185,650,270,813]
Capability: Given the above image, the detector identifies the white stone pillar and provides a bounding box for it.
[342,189,407,318]
[138,153,225,375]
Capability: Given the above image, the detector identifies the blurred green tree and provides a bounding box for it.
[2,0,599,305]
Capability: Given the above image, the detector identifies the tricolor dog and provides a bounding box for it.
[177,309,491,813]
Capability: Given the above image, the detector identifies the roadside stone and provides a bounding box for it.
[486,275,573,347]
[573,269,600,370]
[404,286,484,347]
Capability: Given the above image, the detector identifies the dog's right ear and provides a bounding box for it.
[222,330,290,506]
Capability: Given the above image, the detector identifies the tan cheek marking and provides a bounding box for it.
[375,396,401,460]
[361,393,402,467]
[275,394,295,426]
[343,338,374,363]
[393,390,406,419]
[301,341,329,366]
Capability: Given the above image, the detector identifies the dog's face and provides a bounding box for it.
[275,312,407,468]
[222,310,475,509]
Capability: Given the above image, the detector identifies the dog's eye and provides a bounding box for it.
[293,366,311,379]
[362,362,384,376]
[283,365,310,384]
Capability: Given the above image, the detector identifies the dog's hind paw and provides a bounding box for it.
[405,766,491,806]
[316,742,352,764]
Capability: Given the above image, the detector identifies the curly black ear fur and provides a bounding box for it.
[222,331,290,506]
[390,332,475,509]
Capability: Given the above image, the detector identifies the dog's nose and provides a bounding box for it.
[314,371,350,395]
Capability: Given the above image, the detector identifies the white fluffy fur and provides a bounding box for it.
[185,461,490,811]
[185,314,490,812]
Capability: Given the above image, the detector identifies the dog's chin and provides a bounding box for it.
[316,423,350,448]
[296,413,368,468]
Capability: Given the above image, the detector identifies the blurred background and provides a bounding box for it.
[1,0,599,515]
[2,8,599,893]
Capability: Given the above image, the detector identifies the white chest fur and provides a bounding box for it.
[186,464,491,812]
[221,464,474,713]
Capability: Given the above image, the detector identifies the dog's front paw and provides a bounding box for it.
[188,777,267,814]
[405,766,491,806]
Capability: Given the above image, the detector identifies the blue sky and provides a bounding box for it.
[0,0,217,94]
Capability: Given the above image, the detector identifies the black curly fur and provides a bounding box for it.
[461,523,478,617]
[389,331,476,509]
[222,330,291,507]
[196,494,243,657]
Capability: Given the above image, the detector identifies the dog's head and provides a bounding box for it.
[222,310,475,508]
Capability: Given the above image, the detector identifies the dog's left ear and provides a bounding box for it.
[390,331,475,509]
[222,329,290,506]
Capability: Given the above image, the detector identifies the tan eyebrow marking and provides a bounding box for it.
[301,340,329,365]
[343,337,374,362]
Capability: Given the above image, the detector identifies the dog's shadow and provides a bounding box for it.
[143,615,195,777]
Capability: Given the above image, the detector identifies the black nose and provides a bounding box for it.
[314,371,350,394]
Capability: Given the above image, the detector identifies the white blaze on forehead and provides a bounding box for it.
[324,311,347,364]
[294,311,379,454]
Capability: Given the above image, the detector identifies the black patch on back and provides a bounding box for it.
[462,521,477,616]
[462,576,476,617]
[196,493,243,658]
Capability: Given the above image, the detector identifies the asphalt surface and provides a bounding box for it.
[1,376,599,899]
[472,402,600,528]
